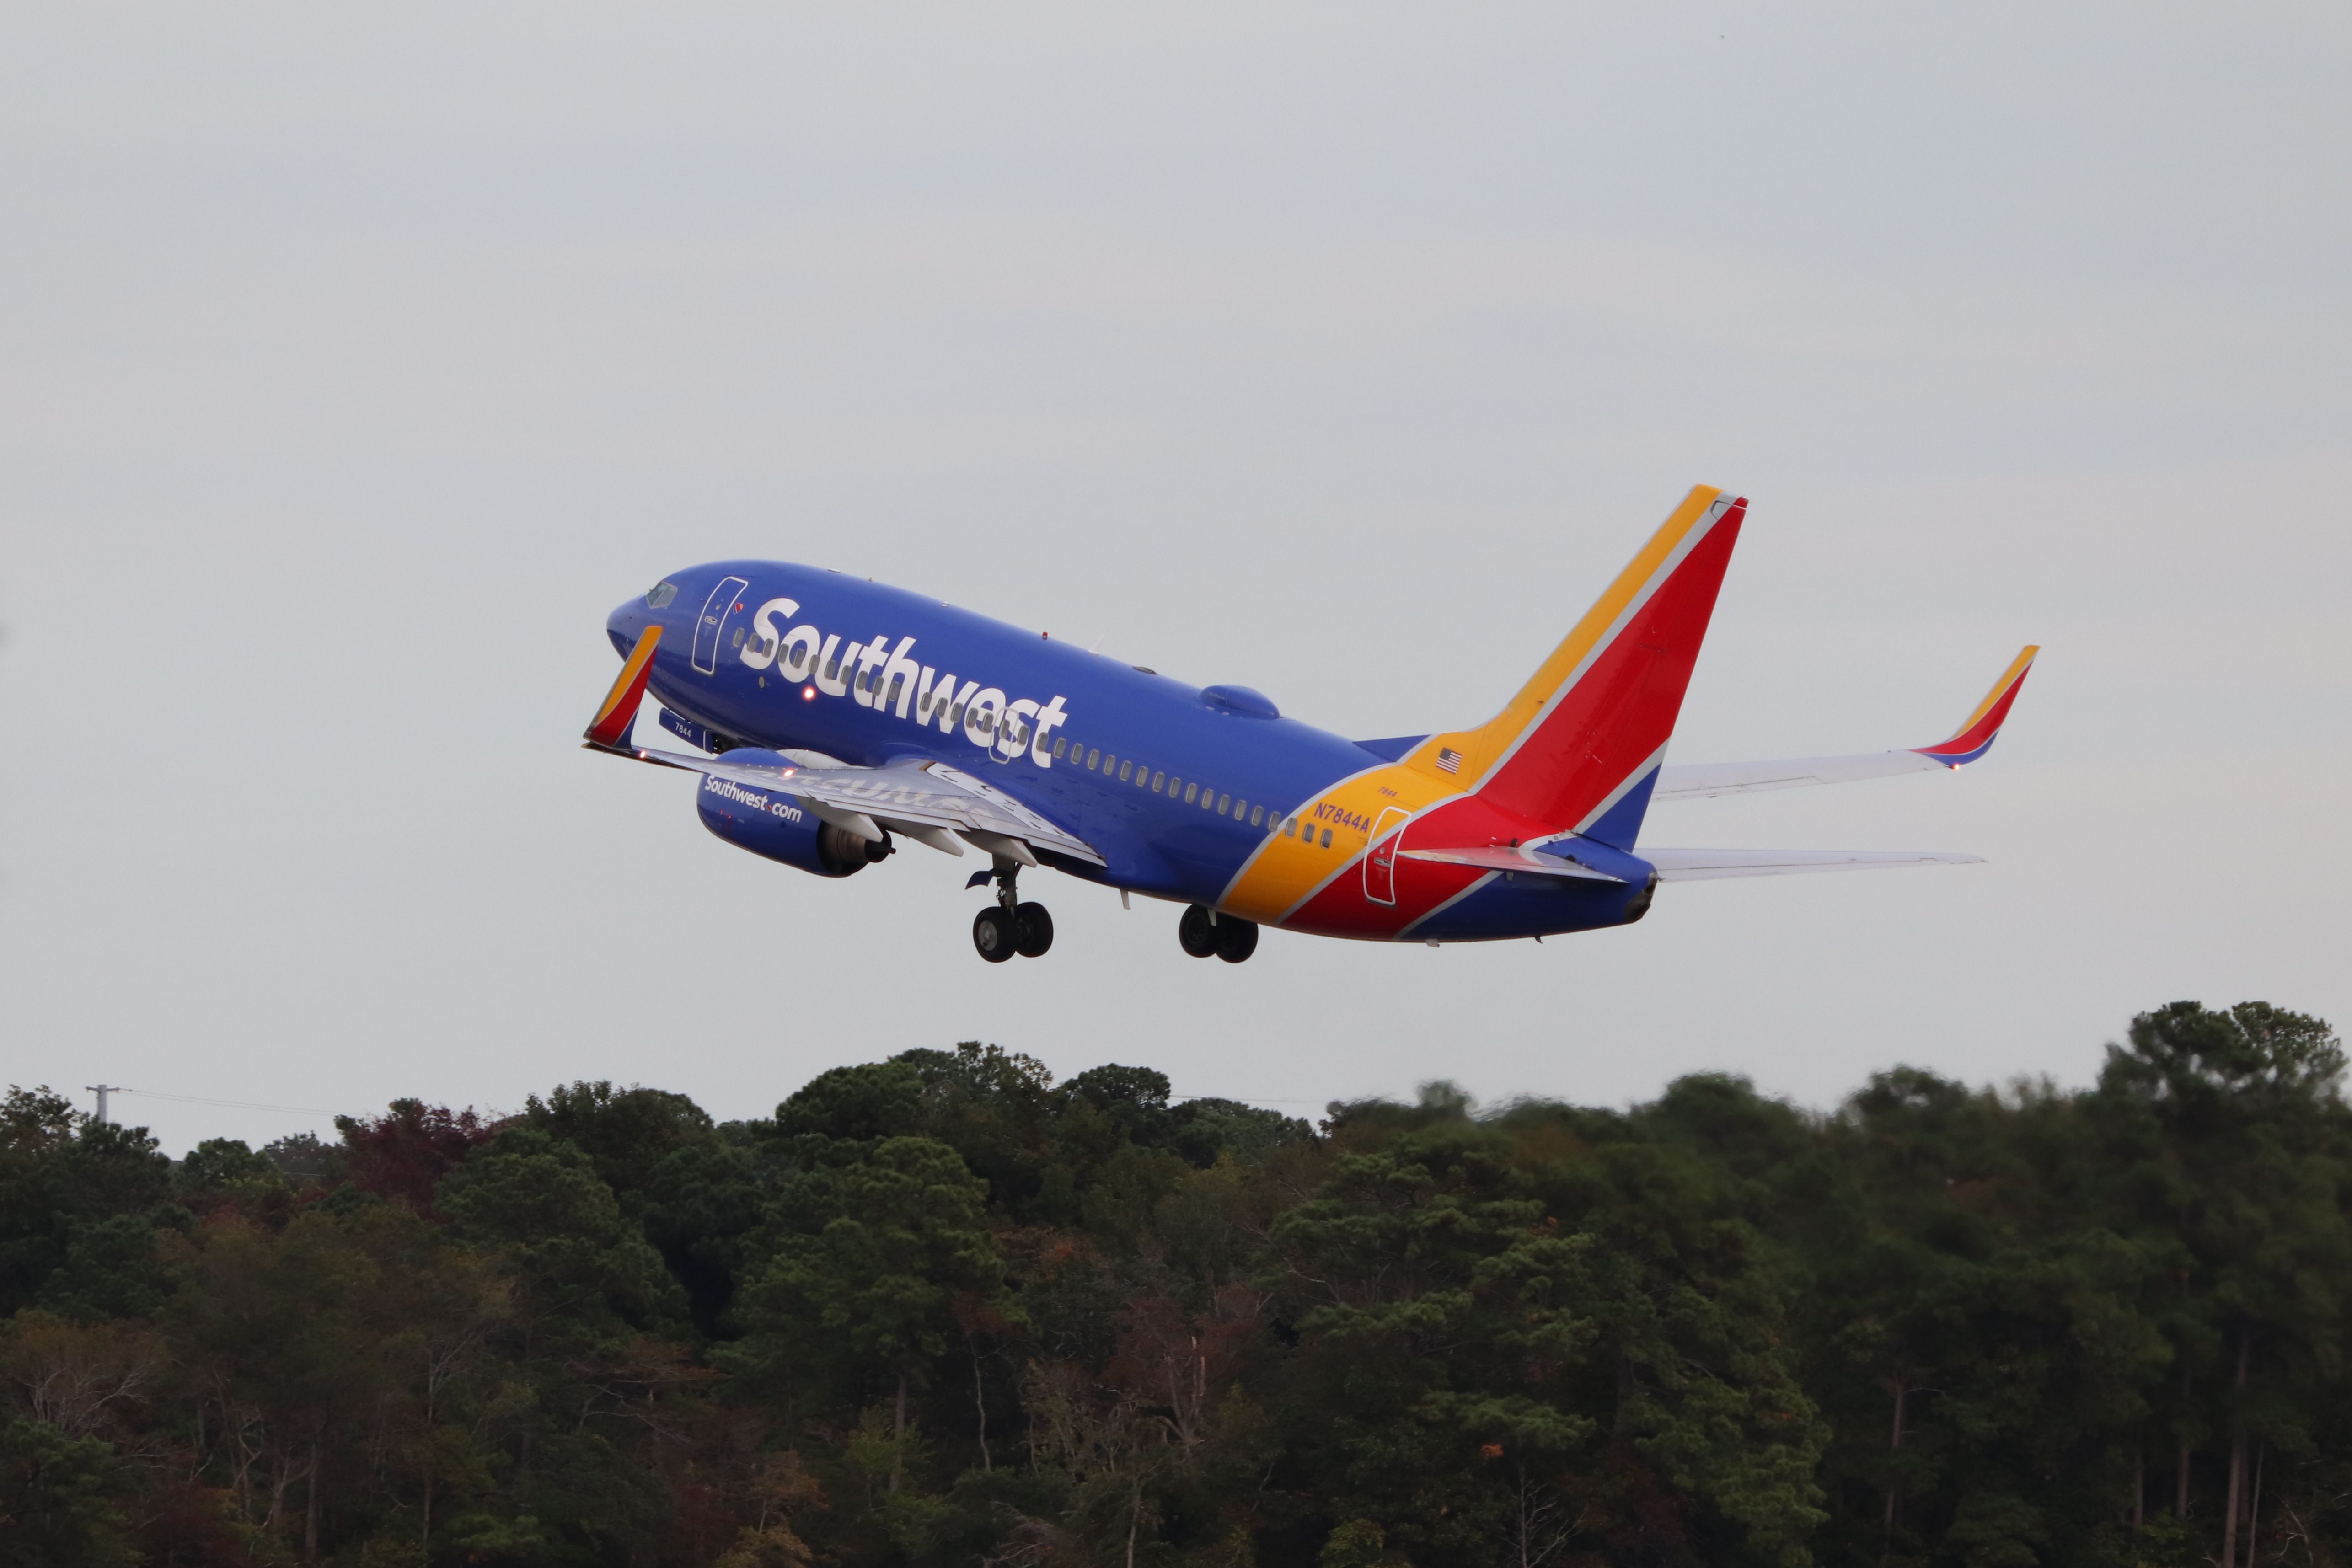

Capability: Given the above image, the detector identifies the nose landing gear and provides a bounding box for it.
[970,856,1054,962]
[1179,904,1258,963]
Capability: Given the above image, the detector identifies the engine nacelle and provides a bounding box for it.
[693,751,890,877]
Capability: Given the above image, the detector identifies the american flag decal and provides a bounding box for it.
[1436,747,1463,775]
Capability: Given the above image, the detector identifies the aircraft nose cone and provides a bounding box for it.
[607,594,649,656]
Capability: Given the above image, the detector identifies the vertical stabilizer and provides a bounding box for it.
[1405,485,1746,846]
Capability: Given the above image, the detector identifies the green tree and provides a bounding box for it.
[161,1207,402,1553]
[731,1135,1012,1492]
[440,1124,689,1349]
[1271,1122,1598,1564]
[2091,1002,2350,1566]
[0,1090,171,1317]
[0,1415,135,1568]
[33,1209,188,1323]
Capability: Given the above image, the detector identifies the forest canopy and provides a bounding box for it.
[2,1000,2346,1568]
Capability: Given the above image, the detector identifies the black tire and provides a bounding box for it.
[1214,916,1259,964]
[1177,904,1218,958]
[1014,902,1055,958]
[972,906,1017,963]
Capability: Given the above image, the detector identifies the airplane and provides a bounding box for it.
[583,485,2036,964]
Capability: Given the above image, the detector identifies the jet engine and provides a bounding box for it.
[693,751,891,877]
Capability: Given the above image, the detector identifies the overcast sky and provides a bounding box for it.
[3,4,2347,1154]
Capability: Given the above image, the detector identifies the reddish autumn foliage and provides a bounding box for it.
[331,1097,499,1214]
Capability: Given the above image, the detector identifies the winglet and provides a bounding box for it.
[584,627,662,749]
[1914,645,2038,766]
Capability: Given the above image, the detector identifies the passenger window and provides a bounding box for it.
[731,626,747,649]
[1053,737,1067,758]
[1282,818,1294,837]
[1216,793,1230,815]
[1120,760,1133,781]
[1321,827,1333,848]
[1184,782,1198,804]
[1250,805,1264,826]
[1151,771,1164,792]
[1087,748,1100,769]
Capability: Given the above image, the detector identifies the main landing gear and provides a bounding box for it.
[1179,903,1257,963]
[971,856,1053,963]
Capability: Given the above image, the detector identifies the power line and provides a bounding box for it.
[112,1088,344,1118]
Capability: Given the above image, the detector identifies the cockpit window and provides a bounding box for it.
[646,581,679,609]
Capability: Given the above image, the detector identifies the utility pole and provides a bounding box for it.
[86,1085,121,1125]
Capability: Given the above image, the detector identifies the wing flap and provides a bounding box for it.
[1645,847,1983,881]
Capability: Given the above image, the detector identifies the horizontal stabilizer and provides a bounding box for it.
[1653,645,2037,803]
[1398,845,1624,883]
[1645,847,1983,882]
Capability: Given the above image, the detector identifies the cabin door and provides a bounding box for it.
[691,577,752,674]
[1363,808,1412,906]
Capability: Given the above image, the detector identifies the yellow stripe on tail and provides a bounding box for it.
[1401,484,1727,788]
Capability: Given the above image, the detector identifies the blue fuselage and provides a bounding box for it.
[612,562,1385,904]
[610,562,1653,941]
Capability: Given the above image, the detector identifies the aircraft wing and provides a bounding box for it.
[1653,646,2037,803]
[1643,847,1983,881]
[614,744,1107,867]
[580,630,1103,867]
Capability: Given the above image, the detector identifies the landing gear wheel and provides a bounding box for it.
[1014,902,1055,958]
[972,906,1017,963]
[1213,916,1259,964]
[1178,904,1219,958]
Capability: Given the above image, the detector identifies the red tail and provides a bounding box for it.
[1398,486,1745,845]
